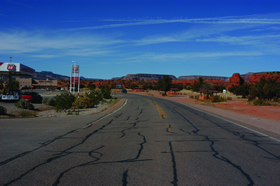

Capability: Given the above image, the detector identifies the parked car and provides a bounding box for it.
[121,89,127,93]
[21,92,43,103]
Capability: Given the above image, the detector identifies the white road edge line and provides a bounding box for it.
[175,101,280,143]
[82,99,128,129]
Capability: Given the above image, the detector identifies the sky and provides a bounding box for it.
[1,0,280,79]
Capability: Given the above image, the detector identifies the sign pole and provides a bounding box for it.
[72,61,79,115]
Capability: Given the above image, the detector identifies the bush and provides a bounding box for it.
[18,110,37,117]
[252,99,271,106]
[250,77,280,101]
[45,98,56,106]
[72,95,95,109]
[42,98,56,106]
[14,99,35,110]
[0,106,7,115]
[211,95,227,102]
[101,84,112,99]
[85,89,103,105]
[42,98,48,105]
[53,92,75,112]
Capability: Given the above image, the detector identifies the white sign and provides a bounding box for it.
[0,63,35,76]
[71,65,79,73]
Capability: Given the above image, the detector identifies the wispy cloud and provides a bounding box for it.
[106,51,264,65]
[65,14,280,31]
[132,22,258,45]
[0,30,123,57]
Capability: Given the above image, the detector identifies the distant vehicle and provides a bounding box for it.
[60,88,65,91]
[21,86,31,90]
[21,92,43,103]
[1,89,22,101]
[121,89,127,93]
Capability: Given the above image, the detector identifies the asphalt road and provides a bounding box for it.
[0,94,279,185]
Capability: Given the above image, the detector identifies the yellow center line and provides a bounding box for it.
[145,98,168,119]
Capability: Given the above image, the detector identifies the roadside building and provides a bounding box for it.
[16,78,57,90]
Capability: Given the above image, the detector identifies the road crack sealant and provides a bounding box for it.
[122,169,129,186]
[2,99,128,185]
[161,100,256,185]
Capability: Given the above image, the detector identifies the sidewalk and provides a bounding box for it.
[129,92,280,140]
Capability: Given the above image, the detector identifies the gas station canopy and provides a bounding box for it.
[0,62,35,76]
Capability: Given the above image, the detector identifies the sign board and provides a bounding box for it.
[0,63,35,76]
[70,64,80,94]
[71,65,79,73]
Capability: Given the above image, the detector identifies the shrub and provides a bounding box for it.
[18,110,37,117]
[42,98,56,106]
[14,99,35,110]
[42,98,48,104]
[72,95,94,109]
[101,84,112,99]
[87,89,104,104]
[211,95,227,102]
[53,92,75,112]
[47,98,56,106]
[252,99,271,106]
[247,96,255,102]
[0,106,7,115]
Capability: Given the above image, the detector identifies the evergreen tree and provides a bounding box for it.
[157,75,172,94]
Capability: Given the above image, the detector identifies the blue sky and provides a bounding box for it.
[1,0,280,79]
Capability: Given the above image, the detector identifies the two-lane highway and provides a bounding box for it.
[1,93,279,185]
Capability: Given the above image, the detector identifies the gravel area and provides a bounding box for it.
[0,98,124,118]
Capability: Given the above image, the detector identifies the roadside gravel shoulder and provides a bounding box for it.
[0,98,125,118]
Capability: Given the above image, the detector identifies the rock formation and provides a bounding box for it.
[178,75,229,81]
[249,72,280,84]
[227,73,244,89]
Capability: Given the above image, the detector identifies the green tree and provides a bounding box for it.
[130,84,138,89]
[200,83,214,99]
[87,84,96,90]
[229,84,250,98]
[192,77,204,92]
[101,84,112,99]
[250,77,280,100]
[156,75,172,94]
[53,92,75,112]
[11,80,19,89]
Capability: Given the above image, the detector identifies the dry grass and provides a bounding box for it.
[179,90,200,95]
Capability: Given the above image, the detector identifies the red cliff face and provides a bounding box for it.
[227,73,244,89]
[249,73,280,84]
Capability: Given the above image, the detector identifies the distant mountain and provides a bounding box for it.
[11,71,269,82]
[33,71,69,80]
[178,75,229,81]
[240,72,254,82]
[80,76,104,81]
[112,74,177,80]
[32,72,103,81]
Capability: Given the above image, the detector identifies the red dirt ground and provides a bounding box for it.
[130,91,280,121]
